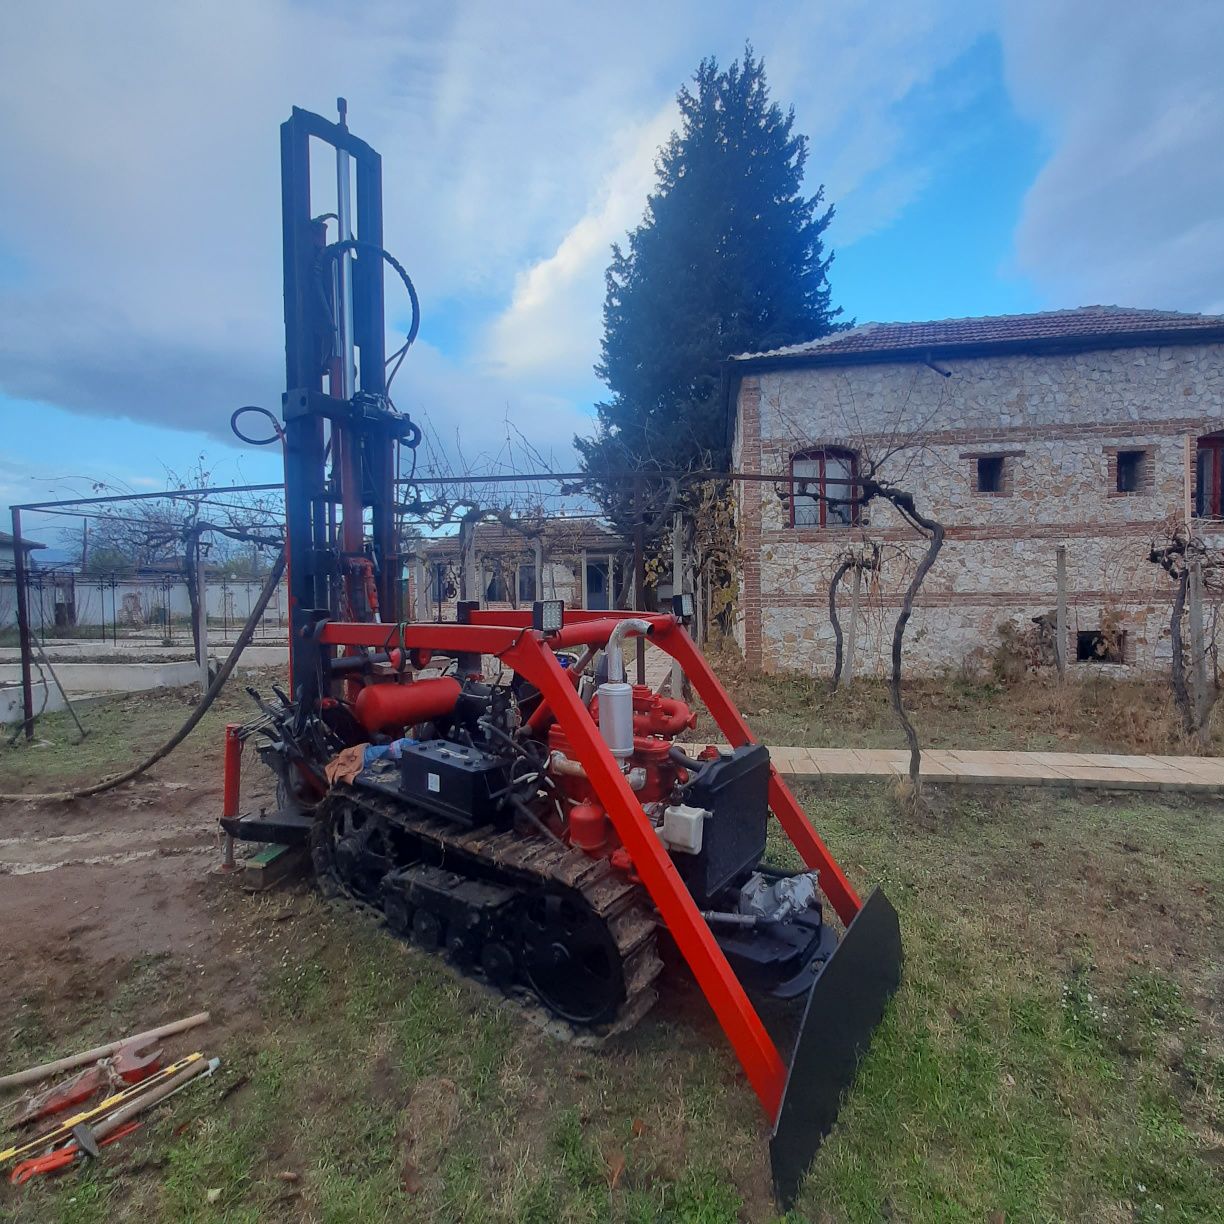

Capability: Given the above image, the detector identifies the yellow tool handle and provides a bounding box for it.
[0,1052,203,1165]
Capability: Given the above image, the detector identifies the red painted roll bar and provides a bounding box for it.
[316,610,862,1119]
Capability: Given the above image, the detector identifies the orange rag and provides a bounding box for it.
[325,743,369,785]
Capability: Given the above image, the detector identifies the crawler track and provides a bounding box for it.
[312,767,663,1037]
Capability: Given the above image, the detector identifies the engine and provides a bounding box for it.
[343,655,831,1000]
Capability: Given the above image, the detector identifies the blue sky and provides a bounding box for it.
[2,1,1221,542]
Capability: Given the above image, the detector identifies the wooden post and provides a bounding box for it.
[843,564,862,687]
[633,476,647,684]
[1184,435,1195,526]
[1055,544,1068,678]
[670,511,684,696]
[1188,555,1209,741]
[195,539,209,695]
[459,520,476,602]
[533,537,544,601]
[411,556,430,622]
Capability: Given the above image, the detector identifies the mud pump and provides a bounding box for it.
[221,102,902,1206]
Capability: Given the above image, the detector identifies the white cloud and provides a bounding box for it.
[391,340,591,473]
[0,1,699,462]
[0,0,998,480]
[481,103,677,385]
[1002,0,1224,312]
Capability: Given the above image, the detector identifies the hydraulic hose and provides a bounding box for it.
[0,550,286,804]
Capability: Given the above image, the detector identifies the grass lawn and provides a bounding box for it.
[1,679,1221,1222]
[705,653,1224,758]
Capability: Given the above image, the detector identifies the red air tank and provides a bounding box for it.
[354,677,462,733]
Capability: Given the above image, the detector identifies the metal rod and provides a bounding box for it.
[31,631,87,740]
[335,98,356,405]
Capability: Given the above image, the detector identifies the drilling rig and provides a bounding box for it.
[221,102,902,1207]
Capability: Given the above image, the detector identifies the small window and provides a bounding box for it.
[485,567,511,602]
[1116,450,1145,494]
[791,449,860,528]
[517,563,537,603]
[1076,629,1126,665]
[430,562,452,604]
[976,456,1005,494]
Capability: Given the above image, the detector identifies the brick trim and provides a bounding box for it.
[757,414,1218,456]
[764,517,1186,545]
[737,378,763,669]
[758,589,1171,610]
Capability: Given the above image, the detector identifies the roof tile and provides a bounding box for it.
[732,306,1224,363]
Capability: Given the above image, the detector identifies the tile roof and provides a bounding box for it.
[422,520,625,557]
[0,530,46,550]
[730,306,1224,365]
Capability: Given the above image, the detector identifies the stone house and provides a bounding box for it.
[727,306,1224,676]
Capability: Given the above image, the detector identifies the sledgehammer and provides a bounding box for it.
[71,1055,220,1157]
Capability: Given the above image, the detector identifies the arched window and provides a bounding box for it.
[790,449,860,528]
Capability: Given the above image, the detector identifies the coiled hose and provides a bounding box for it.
[0,550,286,803]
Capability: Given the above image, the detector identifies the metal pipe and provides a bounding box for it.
[334,98,355,403]
[699,910,771,928]
[549,750,647,791]
[11,508,35,741]
[605,617,654,684]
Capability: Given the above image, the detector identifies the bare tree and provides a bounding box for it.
[1149,518,1220,746]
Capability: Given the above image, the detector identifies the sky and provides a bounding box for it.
[2,0,1222,540]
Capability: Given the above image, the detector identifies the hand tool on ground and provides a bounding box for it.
[0,1012,209,1091]
[8,1123,141,1185]
[9,1040,163,1129]
[10,1057,218,1185]
[71,1055,220,1158]
[0,1053,204,1167]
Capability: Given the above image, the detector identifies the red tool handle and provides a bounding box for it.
[8,1122,141,1184]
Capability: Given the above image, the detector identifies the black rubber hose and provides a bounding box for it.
[668,745,709,773]
[315,239,420,362]
[1,551,286,803]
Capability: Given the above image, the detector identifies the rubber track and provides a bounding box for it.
[316,781,664,1038]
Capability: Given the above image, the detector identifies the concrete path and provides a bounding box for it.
[767,746,1224,795]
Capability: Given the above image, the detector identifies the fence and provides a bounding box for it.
[0,567,288,649]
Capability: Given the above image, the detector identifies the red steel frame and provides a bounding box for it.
[309,609,862,1120]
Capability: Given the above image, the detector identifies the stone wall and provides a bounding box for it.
[732,341,1224,675]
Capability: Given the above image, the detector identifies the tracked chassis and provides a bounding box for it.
[313,766,664,1033]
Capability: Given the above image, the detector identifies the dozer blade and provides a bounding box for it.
[769,887,902,1209]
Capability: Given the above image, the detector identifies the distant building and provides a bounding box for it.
[0,529,46,572]
[411,521,632,619]
[727,306,1224,676]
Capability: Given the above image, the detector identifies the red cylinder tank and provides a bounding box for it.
[354,677,462,733]
[568,802,608,852]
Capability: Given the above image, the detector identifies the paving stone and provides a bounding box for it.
[762,744,1224,794]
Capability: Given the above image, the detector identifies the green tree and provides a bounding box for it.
[578,47,844,520]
